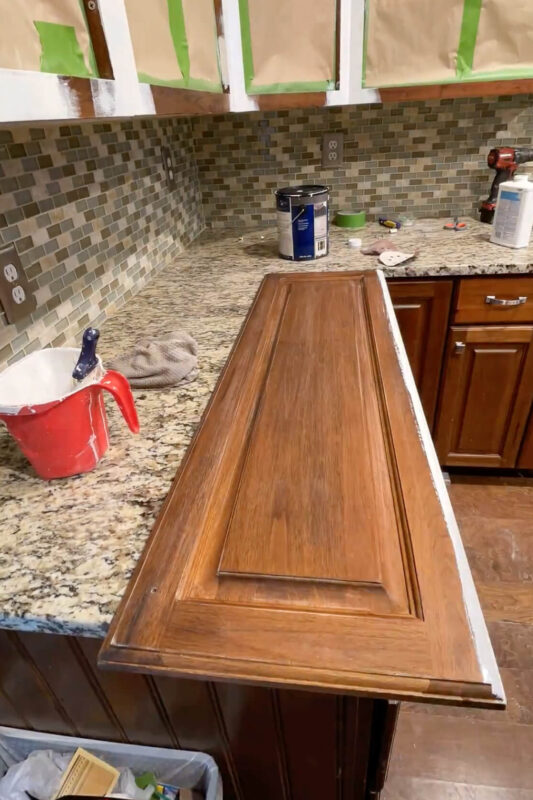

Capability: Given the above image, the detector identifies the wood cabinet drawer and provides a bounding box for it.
[454,277,533,323]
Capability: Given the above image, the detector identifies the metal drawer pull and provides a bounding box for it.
[454,341,466,354]
[485,295,527,306]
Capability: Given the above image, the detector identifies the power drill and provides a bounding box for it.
[480,146,533,223]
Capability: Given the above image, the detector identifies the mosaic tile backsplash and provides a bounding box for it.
[192,95,533,229]
[0,117,203,367]
[2,94,533,367]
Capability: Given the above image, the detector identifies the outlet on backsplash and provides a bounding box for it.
[0,244,36,324]
[161,146,176,190]
[322,133,344,168]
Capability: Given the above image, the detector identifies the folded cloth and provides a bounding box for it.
[107,332,198,388]
[361,238,399,255]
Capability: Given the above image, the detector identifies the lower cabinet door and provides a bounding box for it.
[435,325,533,468]
[388,280,453,429]
[518,414,533,469]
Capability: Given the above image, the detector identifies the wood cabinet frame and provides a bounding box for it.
[388,280,453,429]
[1,0,533,122]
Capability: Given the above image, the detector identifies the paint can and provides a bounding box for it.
[275,185,329,260]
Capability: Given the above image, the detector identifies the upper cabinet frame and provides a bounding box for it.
[0,0,533,123]
[0,0,229,123]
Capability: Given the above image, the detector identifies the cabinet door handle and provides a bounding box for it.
[485,295,527,306]
[454,341,466,354]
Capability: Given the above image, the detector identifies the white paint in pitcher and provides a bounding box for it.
[0,348,104,413]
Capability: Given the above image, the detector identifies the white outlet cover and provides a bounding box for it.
[4,263,18,283]
[322,133,344,167]
[12,285,26,304]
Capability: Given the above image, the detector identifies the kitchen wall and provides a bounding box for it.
[0,117,203,366]
[192,94,533,228]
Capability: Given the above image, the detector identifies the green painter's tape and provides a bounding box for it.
[362,0,370,87]
[244,79,335,94]
[137,72,223,92]
[456,0,482,77]
[238,0,336,94]
[137,72,185,88]
[34,21,91,78]
[238,0,255,92]
[334,210,366,229]
[364,0,533,88]
[141,1,222,92]
[168,0,190,82]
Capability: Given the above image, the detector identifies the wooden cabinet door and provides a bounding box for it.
[0,0,99,78]
[435,326,533,468]
[101,272,503,709]
[238,0,338,95]
[364,0,533,90]
[388,280,453,428]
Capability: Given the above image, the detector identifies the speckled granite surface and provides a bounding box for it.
[1,218,532,638]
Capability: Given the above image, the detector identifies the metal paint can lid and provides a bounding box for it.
[275,184,329,199]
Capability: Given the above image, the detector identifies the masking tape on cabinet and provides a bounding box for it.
[364,0,464,87]
[239,0,337,94]
[125,0,184,85]
[456,0,482,77]
[471,0,533,78]
[125,0,222,91]
[0,0,95,77]
[182,0,222,90]
[364,0,533,88]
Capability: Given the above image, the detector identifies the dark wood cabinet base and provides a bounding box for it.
[0,630,398,800]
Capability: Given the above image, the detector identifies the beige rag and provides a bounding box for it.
[107,332,199,388]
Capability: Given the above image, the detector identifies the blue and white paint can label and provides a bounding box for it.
[275,185,329,260]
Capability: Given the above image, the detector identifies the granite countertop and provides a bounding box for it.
[1,218,532,638]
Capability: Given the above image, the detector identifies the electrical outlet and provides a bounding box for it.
[0,244,36,324]
[161,145,176,190]
[322,132,344,168]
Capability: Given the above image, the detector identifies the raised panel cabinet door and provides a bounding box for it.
[100,272,503,709]
[124,0,223,92]
[435,325,533,468]
[388,280,453,428]
[238,0,338,94]
[0,0,100,78]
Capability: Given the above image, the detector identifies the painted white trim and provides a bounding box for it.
[97,0,155,117]
[327,0,380,106]
[377,269,505,704]
[349,0,381,104]
[220,0,257,113]
[0,70,80,123]
[326,0,351,106]
[0,0,155,122]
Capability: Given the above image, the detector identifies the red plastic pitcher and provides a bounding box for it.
[0,346,139,480]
